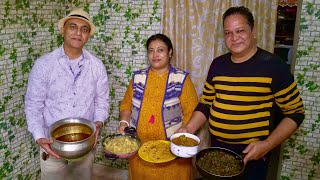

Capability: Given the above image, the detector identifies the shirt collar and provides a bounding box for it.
[57,45,89,60]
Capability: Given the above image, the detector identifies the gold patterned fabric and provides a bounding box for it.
[278,0,298,7]
[120,69,198,180]
[162,0,277,95]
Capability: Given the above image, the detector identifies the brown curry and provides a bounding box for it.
[172,135,198,147]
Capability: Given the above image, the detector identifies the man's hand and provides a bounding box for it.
[242,118,298,164]
[36,138,61,159]
[175,124,191,133]
[242,140,271,164]
[94,121,103,148]
[175,111,207,134]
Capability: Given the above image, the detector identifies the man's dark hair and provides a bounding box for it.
[146,33,173,56]
[223,6,255,29]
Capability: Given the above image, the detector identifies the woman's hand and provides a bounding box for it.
[36,138,61,159]
[117,120,129,135]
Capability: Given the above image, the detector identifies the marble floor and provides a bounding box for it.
[92,164,128,180]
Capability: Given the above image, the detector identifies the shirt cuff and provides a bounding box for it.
[33,130,46,142]
[94,120,104,128]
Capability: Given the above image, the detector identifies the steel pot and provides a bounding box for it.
[195,147,245,180]
[49,117,96,159]
[102,127,140,160]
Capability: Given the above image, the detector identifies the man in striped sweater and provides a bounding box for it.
[177,6,304,180]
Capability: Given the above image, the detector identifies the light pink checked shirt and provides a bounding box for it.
[25,46,109,141]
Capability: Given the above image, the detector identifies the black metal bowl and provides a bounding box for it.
[195,147,245,180]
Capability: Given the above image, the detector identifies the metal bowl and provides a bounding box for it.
[102,127,140,160]
[103,133,141,160]
[49,117,96,159]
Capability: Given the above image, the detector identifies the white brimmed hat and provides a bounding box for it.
[58,8,96,36]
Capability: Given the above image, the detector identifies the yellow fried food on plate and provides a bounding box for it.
[139,140,176,163]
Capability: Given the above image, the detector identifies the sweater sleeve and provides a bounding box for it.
[271,60,305,126]
[194,60,216,119]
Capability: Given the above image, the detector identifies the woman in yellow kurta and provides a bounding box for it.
[117,34,198,180]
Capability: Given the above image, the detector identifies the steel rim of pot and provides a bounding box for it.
[48,117,96,159]
[49,117,96,138]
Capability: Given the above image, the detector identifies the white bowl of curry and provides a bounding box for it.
[170,133,200,158]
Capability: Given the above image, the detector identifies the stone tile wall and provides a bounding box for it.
[0,0,162,178]
[280,0,320,179]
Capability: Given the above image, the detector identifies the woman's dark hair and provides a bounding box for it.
[223,6,254,29]
[146,33,173,56]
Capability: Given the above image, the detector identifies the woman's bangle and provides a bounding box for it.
[119,120,130,127]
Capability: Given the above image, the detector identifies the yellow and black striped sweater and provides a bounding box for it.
[195,48,305,144]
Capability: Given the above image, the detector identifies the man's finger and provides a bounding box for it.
[242,143,253,154]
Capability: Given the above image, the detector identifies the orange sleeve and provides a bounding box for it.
[120,80,133,112]
[180,75,199,124]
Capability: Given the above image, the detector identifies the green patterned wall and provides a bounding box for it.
[0,0,161,179]
[280,0,320,179]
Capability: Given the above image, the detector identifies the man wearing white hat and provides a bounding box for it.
[25,8,109,180]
